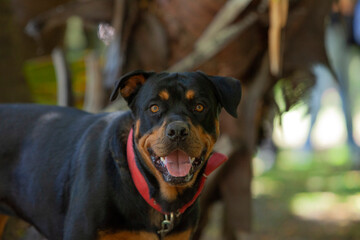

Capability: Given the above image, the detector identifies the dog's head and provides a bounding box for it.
[111,70,241,188]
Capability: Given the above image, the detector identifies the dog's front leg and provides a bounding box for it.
[63,197,101,240]
[63,213,98,240]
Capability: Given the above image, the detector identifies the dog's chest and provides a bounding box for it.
[97,209,192,239]
[97,229,192,240]
[98,230,158,240]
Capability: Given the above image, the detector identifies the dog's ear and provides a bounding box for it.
[197,71,241,118]
[110,70,156,105]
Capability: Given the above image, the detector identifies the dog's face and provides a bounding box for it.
[111,71,241,187]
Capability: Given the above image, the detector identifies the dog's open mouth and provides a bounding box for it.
[149,149,205,184]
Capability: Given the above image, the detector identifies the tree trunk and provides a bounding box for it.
[0,0,31,103]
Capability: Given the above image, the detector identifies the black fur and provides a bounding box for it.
[0,70,241,239]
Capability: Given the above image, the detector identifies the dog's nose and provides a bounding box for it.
[166,121,189,142]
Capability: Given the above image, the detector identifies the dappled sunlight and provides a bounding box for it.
[253,147,360,239]
[306,176,327,192]
[354,113,360,146]
[311,105,347,149]
[253,156,267,177]
[311,89,347,150]
[344,171,360,190]
[291,192,360,223]
[273,104,310,149]
[273,88,349,150]
[304,170,360,193]
[276,150,313,171]
[252,176,282,198]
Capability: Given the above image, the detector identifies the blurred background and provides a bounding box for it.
[1,0,360,239]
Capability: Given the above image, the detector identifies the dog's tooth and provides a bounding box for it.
[160,157,165,162]
[190,157,195,163]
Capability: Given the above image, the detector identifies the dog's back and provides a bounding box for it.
[0,104,131,238]
[0,104,91,193]
[0,104,92,236]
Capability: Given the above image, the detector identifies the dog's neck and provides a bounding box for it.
[126,128,227,215]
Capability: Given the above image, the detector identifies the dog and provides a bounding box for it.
[0,70,241,240]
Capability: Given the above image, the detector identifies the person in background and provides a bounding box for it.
[305,0,360,166]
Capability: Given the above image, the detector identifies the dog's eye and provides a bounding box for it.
[194,104,204,112]
[150,104,160,113]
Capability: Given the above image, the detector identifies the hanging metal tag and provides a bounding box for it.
[157,212,175,238]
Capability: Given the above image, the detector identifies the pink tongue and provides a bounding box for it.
[164,150,192,177]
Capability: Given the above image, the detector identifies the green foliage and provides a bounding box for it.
[24,55,86,107]
[24,57,57,104]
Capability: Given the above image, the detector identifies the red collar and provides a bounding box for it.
[126,128,227,215]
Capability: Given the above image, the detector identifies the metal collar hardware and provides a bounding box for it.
[157,212,175,239]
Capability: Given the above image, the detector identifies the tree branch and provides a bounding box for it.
[168,12,258,72]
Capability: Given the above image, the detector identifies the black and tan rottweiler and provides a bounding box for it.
[0,70,241,240]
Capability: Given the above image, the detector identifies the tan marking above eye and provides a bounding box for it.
[159,90,169,100]
[195,104,204,112]
[150,104,160,113]
[185,90,195,100]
